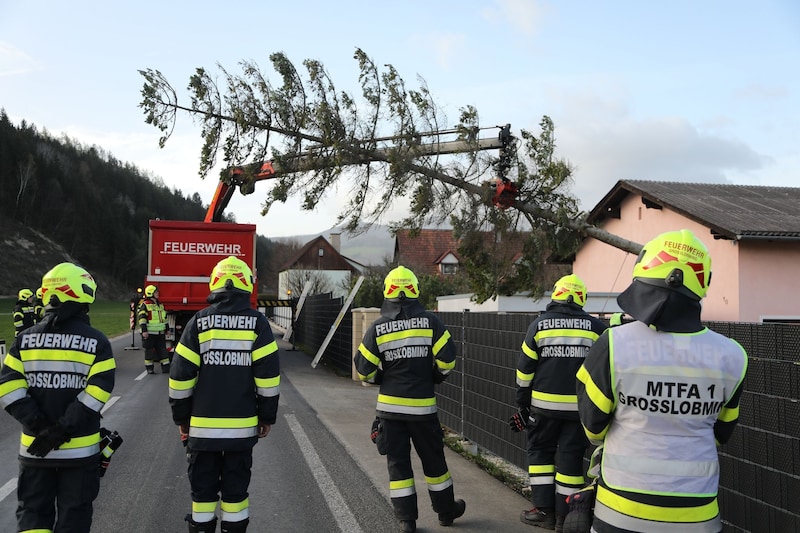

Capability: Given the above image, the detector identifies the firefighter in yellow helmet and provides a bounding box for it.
[576,230,748,533]
[137,284,170,374]
[33,287,45,323]
[0,263,116,533]
[510,273,607,530]
[12,288,37,337]
[354,266,466,533]
[169,256,279,533]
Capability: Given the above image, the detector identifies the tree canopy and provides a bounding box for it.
[139,49,642,302]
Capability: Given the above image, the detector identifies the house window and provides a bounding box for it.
[440,263,458,275]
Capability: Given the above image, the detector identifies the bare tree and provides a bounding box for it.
[139,49,641,302]
[287,269,333,297]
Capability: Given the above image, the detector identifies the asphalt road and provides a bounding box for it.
[0,331,397,533]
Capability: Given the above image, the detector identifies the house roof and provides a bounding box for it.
[587,180,800,240]
[394,230,462,276]
[279,235,365,272]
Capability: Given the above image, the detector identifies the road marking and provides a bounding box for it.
[101,396,120,415]
[135,370,149,380]
[0,477,17,503]
[284,414,364,533]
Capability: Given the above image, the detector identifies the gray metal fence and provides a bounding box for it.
[299,297,799,533]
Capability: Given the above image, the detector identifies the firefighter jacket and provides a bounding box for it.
[577,303,748,532]
[137,296,167,334]
[169,290,280,452]
[0,303,116,466]
[515,301,607,420]
[353,298,456,420]
[13,300,37,337]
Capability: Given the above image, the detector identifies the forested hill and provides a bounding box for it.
[0,111,242,298]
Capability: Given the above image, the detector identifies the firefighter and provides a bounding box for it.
[0,262,116,532]
[33,287,45,323]
[137,284,170,374]
[12,287,37,337]
[354,265,466,533]
[509,274,607,531]
[169,256,279,533]
[576,229,748,533]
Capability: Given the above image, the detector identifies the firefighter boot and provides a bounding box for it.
[399,519,416,532]
[520,506,556,529]
[185,515,217,533]
[220,519,249,532]
[438,499,466,526]
[145,365,155,374]
[161,362,170,373]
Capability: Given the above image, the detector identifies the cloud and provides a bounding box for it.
[0,41,40,77]
[484,0,549,36]
[553,114,768,211]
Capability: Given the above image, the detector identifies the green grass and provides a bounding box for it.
[0,298,131,346]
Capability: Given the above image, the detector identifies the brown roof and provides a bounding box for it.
[394,230,462,276]
[279,236,362,272]
[588,180,800,240]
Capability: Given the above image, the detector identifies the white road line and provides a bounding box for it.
[0,477,17,503]
[284,414,364,533]
[135,370,149,381]
[101,396,120,415]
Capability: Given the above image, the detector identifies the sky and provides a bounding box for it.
[1,1,798,239]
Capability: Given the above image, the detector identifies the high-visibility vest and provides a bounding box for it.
[595,321,747,532]
[138,298,167,333]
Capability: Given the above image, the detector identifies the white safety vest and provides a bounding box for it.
[598,321,747,532]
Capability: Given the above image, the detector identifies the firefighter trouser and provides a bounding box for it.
[381,417,455,521]
[527,415,588,517]
[142,333,170,368]
[188,449,252,528]
[17,461,100,533]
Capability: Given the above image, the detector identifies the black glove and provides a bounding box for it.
[508,407,530,433]
[27,424,70,457]
[370,417,382,443]
[432,369,447,384]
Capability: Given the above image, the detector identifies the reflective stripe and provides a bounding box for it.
[19,433,100,460]
[221,498,249,522]
[201,338,253,352]
[190,427,258,439]
[531,392,578,411]
[193,500,217,523]
[522,342,538,360]
[432,331,451,355]
[0,385,27,408]
[377,394,437,416]
[77,390,105,412]
[378,334,432,352]
[358,344,381,367]
[603,454,719,480]
[425,472,452,492]
[390,478,416,498]
[537,335,597,347]
[23,360,91,373]
[594,497,720,533]
[169,387,194,400]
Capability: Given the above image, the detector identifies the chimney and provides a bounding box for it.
[330,232,341,253]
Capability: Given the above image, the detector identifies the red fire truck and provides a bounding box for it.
[144,219,258,347]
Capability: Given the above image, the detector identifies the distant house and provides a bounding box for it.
[393,229,463,276]
[573,180,800,323]
[278,234,366,299]
[394,228,572,312]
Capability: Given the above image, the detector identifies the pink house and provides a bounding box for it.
[573,180,800,323]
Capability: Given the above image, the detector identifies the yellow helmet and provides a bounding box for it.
[383,266,419,299]
[632,229,711,300]
[18,288,34,301]
[551,274,587,307]
[40,263,96,305]
[35,287,43,299]
[144,285,158,297]
[209,256,254,294]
